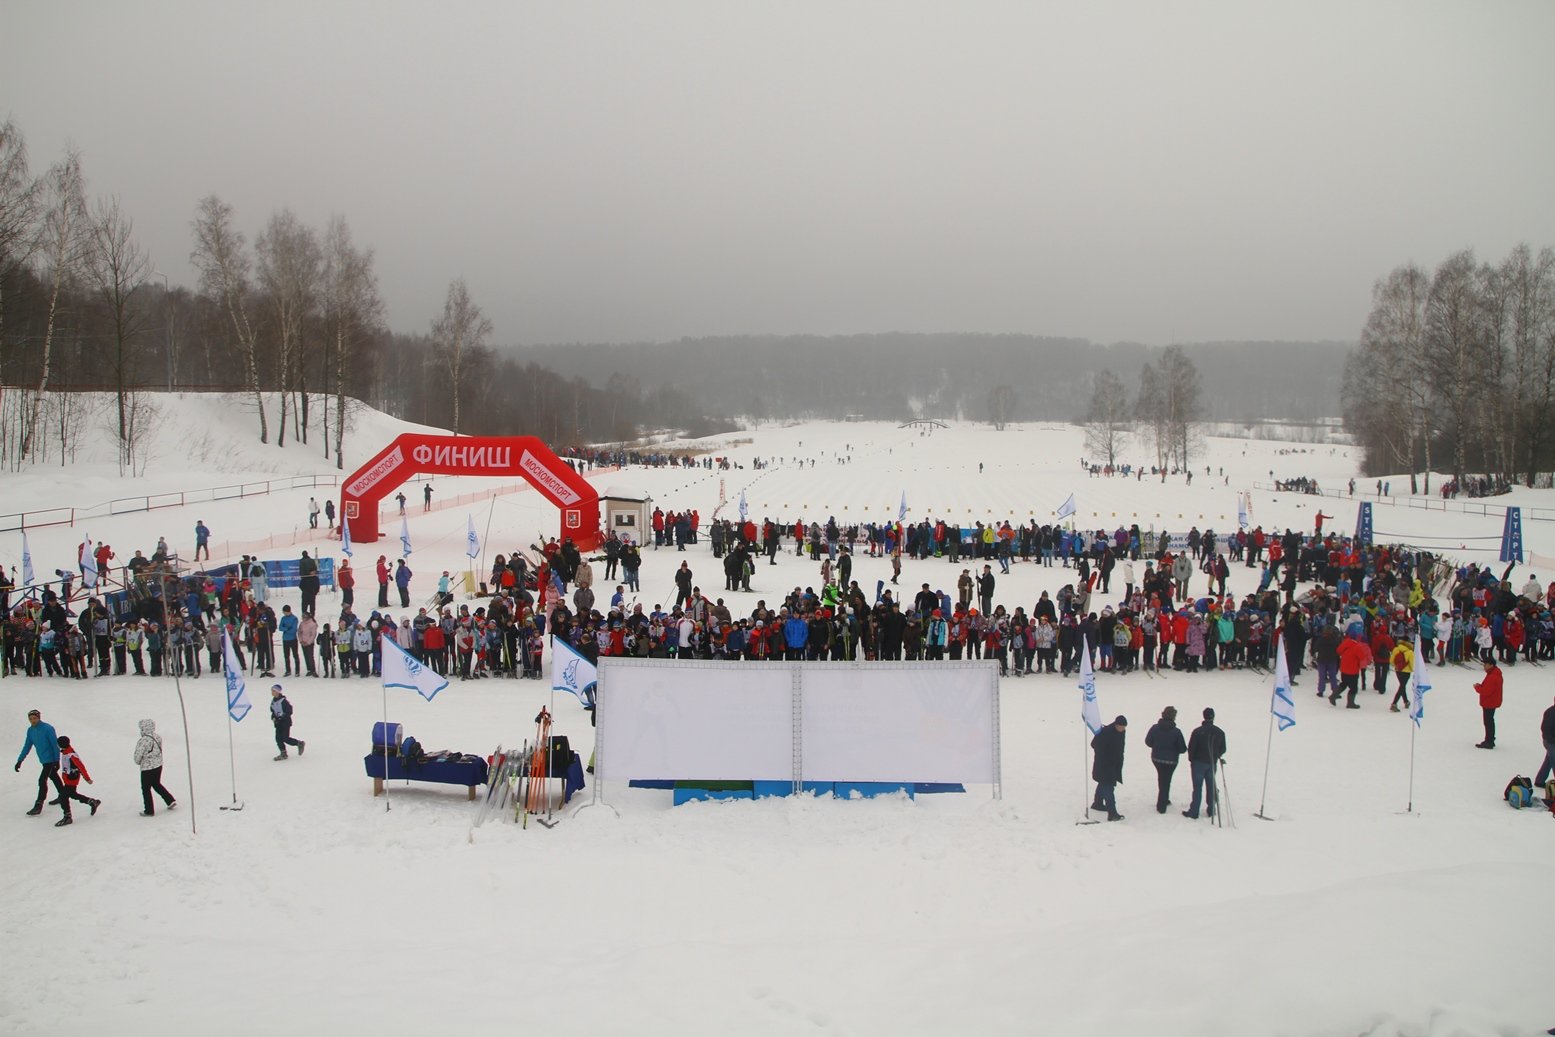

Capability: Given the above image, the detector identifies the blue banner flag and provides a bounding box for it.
[1499,507,1523,563]
[400,515,412,558]
[341,517,353,558]
[466,514,480,560]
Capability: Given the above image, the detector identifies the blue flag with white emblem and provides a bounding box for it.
[381,636,448,702]
[1079,636,1102,735]
[1410,633,1430,727]
[341,517,353,558]
[551,636,598,708]
[21,530,35,586]
[222,632,252,722]
[1271,633,1296,731]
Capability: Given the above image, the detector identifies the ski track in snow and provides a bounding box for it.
[2,403,1551,1036]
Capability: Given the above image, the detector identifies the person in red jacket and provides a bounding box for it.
[422,621,447,676]
[54,735,101,822]
[337,559,355,610]
[1333,635,1368,709]
[1473,657,1503,749]
[375,555,390,608]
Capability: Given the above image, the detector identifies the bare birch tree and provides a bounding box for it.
[83,196,151,472]
[0,120,42,411]
[1082,368,1130,467]
[190,194,268,442]
[1424,250,1481,486]
[256,209,320,448]
[431,277,491,436]
[21,147,88,460]
[322,216,383,467]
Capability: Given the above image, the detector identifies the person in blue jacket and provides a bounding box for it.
[15,708,67,821]
[782,610,808,661]
[279,605,301,677]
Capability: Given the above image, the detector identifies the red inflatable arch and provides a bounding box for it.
[340,434,601,550]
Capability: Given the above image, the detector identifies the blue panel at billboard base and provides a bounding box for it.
[752,780,792,798]
[833,781,915,800]
[752,781,835,798]
[912,783,967,795]
[673,787,755,805]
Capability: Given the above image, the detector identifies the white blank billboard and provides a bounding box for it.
[801,664,997,783]
[597,659,999,791]
[596,660,794,781]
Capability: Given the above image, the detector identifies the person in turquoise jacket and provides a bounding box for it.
[15,708,67,820]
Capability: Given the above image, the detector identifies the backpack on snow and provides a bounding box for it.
[1503,775,1533,809]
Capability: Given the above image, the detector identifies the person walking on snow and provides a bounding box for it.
[16,709,69,823]
[194,520,211,561]
[133,719,177,816]
[423,483,433,511]
[308,497,320,529]
[54,735,100,822]
[270,685,305,760]
[1144,706,1186,814]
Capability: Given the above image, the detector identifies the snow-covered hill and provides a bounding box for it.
[2,409,1552,1036]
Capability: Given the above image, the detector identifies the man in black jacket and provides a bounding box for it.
[1144,706,1187,814]
[1091,716,1127,821]
[1534,695,1555,787]
[1183,708,1227,820]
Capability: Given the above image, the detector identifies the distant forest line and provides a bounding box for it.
[512,335,1353,426]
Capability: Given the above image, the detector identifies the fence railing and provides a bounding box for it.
[1252,482,1554,522]
[3,475,346,531]
[0,507,76,533]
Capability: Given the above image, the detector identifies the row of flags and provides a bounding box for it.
[219,624,451,727]
[1083,626,1433,737]
[20,507,478,580]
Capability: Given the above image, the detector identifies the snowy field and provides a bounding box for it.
[2,398,1552,1037]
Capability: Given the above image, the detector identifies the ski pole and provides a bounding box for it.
[1220,759,1236,828]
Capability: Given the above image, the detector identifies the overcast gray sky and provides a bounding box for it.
[5,1,1554,346]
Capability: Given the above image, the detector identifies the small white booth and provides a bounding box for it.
[600,487,651,543]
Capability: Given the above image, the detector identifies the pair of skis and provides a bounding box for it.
[520,707,557,829]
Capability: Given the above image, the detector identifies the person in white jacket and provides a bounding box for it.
[133,719,177,817]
